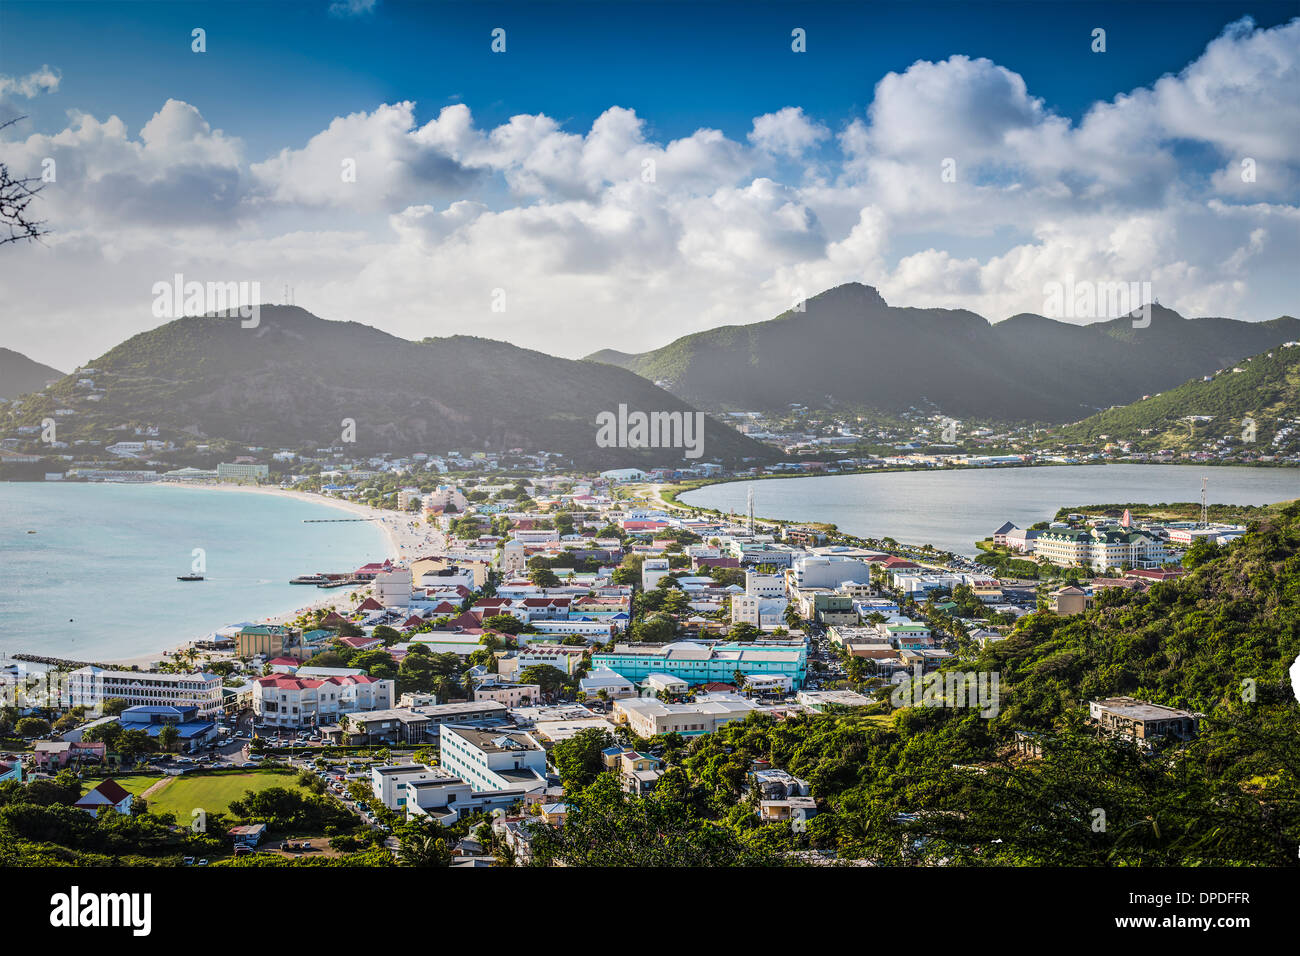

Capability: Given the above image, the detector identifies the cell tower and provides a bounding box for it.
[1200,476,1208,527]
[747,485,755,536]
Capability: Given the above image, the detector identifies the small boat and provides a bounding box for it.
[177,574,205,582]
[26,530,37,534]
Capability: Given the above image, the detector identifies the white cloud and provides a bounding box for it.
[0,65,61,101]
[1,16,1297,370]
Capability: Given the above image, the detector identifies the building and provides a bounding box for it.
[602,746,664,794]
[790,555,874,589]
[1051,586,1092,616]
[613,693,757,737]
[592,641,807,689]
[73,779,133,818]
[67,667,224,719]
[496,644,586,679]
[730,594,787,628]
[373,568,414,606]
[748,768,816,824]
[437,725,548,794]
[235,624,302,659]
[797,690,874,712]
[253,673,394,728]
[473,682,542,707]
[216,461,269,481]
[341,701,509,744]
[1088,697,1200,742]
[371,763,446,809]
[1034,527,1169,572]
[642,558,671,590]
[579,666,637,700]
[641,672,690,696]
[119,705,217,751]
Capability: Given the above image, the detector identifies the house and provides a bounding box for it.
[73,778,133,818]
[0,758,22,783]
[1088,697,1200,742]
[601,746,664,794]
[32,740,107,772]
[229,823,267,846]
[991,521,1018,546]
[748,768,816,824]
[579,667,636,700]
[473,681,542,708]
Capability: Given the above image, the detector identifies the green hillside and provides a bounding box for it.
[1,307,777,468]
[1052,344,1300,453]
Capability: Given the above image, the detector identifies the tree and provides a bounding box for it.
[351,649,399,680]
[15,717,50,738]
[157,724,180,753]
[550,727,615,790]
[728,622,762,642]
[517,664,568,700]
[633,613,677,643]
[482,613,524,636]
[529,567,561,589]
[0,118,48,246]
[372,625,401,645]
[396,822,453,867]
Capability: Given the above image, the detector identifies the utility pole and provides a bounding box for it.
[1200,476,1208,528]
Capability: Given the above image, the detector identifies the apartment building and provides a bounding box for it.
[253,673,394,728]
[437,725,548,794]
[67,666,224,719]
[730,594,787,628]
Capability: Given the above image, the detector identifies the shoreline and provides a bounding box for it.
[97,483,444,670]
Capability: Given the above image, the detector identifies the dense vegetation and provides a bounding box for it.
[1053,345,1300,450]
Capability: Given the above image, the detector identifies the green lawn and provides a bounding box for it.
[86,773,164,797]
[136,770,307,818]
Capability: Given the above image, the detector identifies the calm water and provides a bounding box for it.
[680,464,1299,555]
[0,483,389,663]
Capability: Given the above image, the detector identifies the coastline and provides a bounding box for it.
[99,483,446,670]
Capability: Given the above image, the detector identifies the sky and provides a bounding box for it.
[0,0,1297,371]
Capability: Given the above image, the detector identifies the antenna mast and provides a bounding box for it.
[1200,476,1208,528]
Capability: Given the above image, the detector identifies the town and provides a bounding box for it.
[0,464,1231,866]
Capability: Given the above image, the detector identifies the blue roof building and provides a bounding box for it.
[120,705,217,751]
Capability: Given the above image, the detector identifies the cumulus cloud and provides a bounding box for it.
[1,16,1297,370]
[0,65,61,100]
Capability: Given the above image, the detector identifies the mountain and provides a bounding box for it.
[1050,344,1300,451]
[0,348,64,400]
[588,283,1300,423]
[4,307,776,467]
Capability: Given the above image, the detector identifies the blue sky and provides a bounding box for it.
[0,1,1297,368]
[6,1,1293,153]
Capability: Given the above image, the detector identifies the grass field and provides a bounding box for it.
[84,769,308,818]
[144,770,307,818]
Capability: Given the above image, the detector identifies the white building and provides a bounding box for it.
[731,594,787,628]
[67,667,224,719]
[744,571,786,598]
[253,673,394,728]
[614,693,757,737]
[642,558,671,590]
[375,568,414,606]
[437,725,548,793]
[790,556,873,589]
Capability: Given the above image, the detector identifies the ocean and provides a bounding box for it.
[679,463,1299,555]
[0,483,390,664]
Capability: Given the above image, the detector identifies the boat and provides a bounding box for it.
[177,574,205,582]
[289,574,330,585]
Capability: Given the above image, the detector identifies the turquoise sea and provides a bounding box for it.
[681,464,1299,556]
[0,483,390,663]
